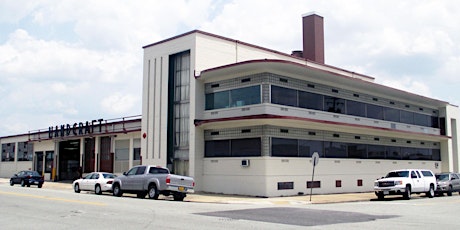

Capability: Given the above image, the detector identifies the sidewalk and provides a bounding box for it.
[0,178,376,205]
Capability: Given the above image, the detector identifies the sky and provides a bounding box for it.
[1,0,460,137]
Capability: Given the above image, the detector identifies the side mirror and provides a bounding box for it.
[123,172,127,176]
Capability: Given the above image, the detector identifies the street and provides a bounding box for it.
[1,183,459,229]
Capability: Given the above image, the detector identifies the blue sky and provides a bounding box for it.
[1,0,460,136]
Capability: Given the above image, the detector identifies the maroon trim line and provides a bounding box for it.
[194,114,448,139]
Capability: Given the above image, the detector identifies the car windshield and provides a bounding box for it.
[26,171,41,177]
[386,171,409,178]
[436,174,450,181]
[103,173,116,179]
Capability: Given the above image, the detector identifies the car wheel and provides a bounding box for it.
[403,185,411,200]
[427,185,435,198]
[173,193,185,201]
[38,183,43,188]
[447,186,453,196]
[20,180,26,187]
[95,184,102,195]
[113,184,123,197]
[74,183,81,193]
[148,184,159,200]
[9,180,14,186]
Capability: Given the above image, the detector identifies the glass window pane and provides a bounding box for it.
[400,110,414,124]
[205,140,230,157]
[414,113,430,127]
[367,145,385,159]
[384,107,400,122]
[299,140,324,157]
[271,85,297,107]
[367,104,384,120]
[324,141,347,158]
[386,146,401,159]
[432,149,441,161]
[205,91,229,110]
[346,100,366,117]
[230,86,261,107]
[324,96,345,114]
[272,138,298,157]
[348,143,367,159]
[299,91,323,110]
[231,138,261,157]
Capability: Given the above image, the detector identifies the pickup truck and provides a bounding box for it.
[112,165,195,201]
[374,169,436,200]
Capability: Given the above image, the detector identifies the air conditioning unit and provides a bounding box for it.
[241,159,250,167]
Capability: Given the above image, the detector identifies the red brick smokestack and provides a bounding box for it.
[302,12,324,64]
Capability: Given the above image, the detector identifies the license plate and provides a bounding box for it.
[383,191,389,195]
[178,186,185,191]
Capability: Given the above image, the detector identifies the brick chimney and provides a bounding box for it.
[302,12,324,64]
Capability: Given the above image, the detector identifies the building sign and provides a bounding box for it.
[49,119,104,138]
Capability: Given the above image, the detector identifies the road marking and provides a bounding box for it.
[0,191,106,206]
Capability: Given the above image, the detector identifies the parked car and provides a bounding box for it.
[73,172,117,195]
[112,165,194,201]
[435,172,460,196]
[374,169,436,200]
[10,170,44,188]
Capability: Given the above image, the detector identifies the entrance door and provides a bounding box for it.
[84,138,95,173]
[35,152,44,175]
[58,140,81,181]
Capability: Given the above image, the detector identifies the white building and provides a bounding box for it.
[1,13,459,197]
[139,13,460,197]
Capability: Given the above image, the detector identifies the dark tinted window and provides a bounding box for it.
[231,138,261,157]
[368,145,385,159]
[348,143,367,159]
[367,104,384,120]
[149,167,169,174]
[384,107,400,122]
[299,140,323,157]
[324,142,347,158]
[205,91,229,110]
[414,113,430,127]
[136,166,146,175]
[346,100,366,117]
[324,96,345,114]
[386,146,401,159]
[205,140,230,157]
[271,85,297,107]
[272,138,298,157]
[299,91,323,110]
[400,110,414,124]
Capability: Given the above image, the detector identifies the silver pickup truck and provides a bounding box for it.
[112,165,194,201]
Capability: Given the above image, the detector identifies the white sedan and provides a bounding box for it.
[73,172,117,195]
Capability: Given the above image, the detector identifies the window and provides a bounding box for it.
[367,145,385,159]
[205,138,261,157]
[206,91,229,110]
[271,85,297,107]
[324,96,345,114]
[367,104,384,120]
[1,143,15,162]
[384,107,400,122]
[324,142,347,158]
[133,138,141,161]
[299,91,323,110]
[17,142,33,161]
[230,86,260,107]
[400,110,414,124]
[231,138,261,157]
[348,143,367,159]
[346,100,366,117]
[45,151,54,173]
[299,140,323,157]
[386,146,401,159]
[414,113,430,127]
[205,140,230,157]
[272,138,298,157]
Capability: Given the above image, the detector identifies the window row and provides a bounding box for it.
[204,137,441,161]
[1,142,33,162]
[204,84,439,129]
[271,85,439,128]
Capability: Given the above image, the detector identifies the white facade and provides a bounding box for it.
[141,28,460,197]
